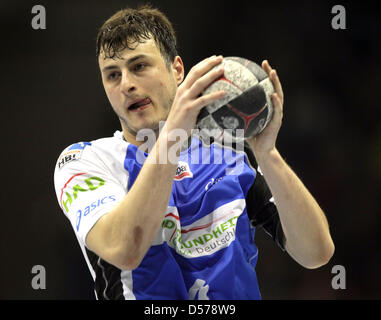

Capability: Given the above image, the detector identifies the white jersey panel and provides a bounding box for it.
[54,133,129,248]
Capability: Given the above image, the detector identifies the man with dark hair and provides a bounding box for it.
[96,5,177,65]
[54,5,334,300]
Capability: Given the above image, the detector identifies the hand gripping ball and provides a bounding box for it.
[197,57,274,140]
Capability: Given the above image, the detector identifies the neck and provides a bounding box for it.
[122,125,160,153]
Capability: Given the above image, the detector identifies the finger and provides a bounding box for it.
[271,93,283,114]
[262,60,272,75]
[193,90,226,110]
[183,55,224,89]
[188,63,225,98]
[263,60,283,103]
[270,69,284,103]
[186,55,223,87]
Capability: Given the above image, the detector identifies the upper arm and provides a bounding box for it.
[54,143,127,263]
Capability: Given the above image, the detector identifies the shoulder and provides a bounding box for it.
[53,131,130,212]
[55,141,93,171]
[54,131,128,171]
[53,131,130,191]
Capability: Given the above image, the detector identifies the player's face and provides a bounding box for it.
[99,38,183,139]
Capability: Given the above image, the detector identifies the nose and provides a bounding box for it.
[120,72,137,95]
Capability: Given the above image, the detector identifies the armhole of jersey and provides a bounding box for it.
[242,142,286,251]
[243,141,258,172]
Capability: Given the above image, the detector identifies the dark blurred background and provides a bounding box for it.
[0,0,380,299]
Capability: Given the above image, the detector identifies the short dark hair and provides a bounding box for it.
[96,4,178,65]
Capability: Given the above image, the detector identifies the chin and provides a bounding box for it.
[121,108,168,134]
[126,119,163,136]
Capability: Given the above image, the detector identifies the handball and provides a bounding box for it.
[197,57,274,140]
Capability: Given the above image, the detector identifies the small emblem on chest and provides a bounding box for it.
[174,161,193,181]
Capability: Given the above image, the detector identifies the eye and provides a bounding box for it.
[133,63,146,72]
[107,72,121,81]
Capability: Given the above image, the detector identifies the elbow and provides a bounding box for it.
[316,238,335,268]
[107,227,146,270]
[118,254,142,271]
[287,237,335,270]
[303,241,335,270]
[104,245,143,271]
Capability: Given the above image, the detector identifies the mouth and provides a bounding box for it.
[127,98,152,112]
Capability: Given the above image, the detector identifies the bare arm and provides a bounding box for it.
[86,133,178,270]
[86,55,226,270]
[252,148,334,268]
[247,60,334,269]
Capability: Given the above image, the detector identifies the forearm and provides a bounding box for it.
[254,147,334,269]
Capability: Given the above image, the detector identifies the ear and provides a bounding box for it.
[171,56,184,86]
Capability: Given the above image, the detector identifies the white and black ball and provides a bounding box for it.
[197,57,274,140]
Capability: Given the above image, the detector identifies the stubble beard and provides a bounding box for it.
[120,93,175,139]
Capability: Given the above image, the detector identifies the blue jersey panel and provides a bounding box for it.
[123,137,261,300]
[131,244,189,300]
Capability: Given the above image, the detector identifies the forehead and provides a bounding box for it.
[98,37,162,67]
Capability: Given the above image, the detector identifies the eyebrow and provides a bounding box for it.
[101,54,148,73]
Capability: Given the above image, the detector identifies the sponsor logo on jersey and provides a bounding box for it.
[68,142,91,151]
[57,151,80,169]
[76,195,116,231]
[57,142,91,169]
[60,174,105,213]
[155,199,245,258]
[205,177,224,191]
[174,161,193,181]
